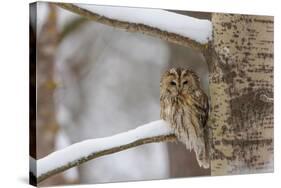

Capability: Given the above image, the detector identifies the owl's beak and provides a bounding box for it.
[178,89,183,95]
[177,91,183,97]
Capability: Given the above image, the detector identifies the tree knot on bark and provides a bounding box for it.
[257,92,273,103]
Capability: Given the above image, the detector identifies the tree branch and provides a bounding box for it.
[32,120,176,183]
[54,3,211,51]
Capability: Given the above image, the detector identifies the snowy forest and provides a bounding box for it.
[29,2,273,186]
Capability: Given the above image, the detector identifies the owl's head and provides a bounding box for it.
[160,68,200,98]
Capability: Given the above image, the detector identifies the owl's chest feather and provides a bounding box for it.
[164,98,192,127]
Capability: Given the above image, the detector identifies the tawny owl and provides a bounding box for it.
[160,68,209,168]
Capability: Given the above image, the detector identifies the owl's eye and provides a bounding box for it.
[182,81,188,85]
[170,81,177,86]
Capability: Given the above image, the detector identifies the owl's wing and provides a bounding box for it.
[160,95,166,120]
[193,91,209,128]
[200,93,209,128]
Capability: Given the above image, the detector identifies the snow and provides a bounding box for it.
[55,130,79,181]
[37,120,172,177]
[75,4,212,44]
[54,21,171,182]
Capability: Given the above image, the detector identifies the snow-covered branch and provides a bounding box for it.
[55,3,212,51]
[32,120,176,183]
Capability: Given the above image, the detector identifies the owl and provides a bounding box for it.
[160,68,209,168]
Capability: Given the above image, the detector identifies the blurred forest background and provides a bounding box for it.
[30,2,211,186]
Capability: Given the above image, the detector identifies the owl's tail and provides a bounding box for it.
[194,136,210,169]
[195,148,210,169]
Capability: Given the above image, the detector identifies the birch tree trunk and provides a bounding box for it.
[207,14,274,175]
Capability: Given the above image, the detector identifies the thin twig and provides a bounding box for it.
[54,3,209,51]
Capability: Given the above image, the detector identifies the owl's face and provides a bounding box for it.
[160,68,200,98]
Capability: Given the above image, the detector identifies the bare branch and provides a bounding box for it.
[54,3,210,51]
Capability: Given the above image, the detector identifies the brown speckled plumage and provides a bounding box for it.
[160,68,209,168]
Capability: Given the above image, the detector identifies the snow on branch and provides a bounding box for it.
[55,3,212,51]
[32,120,176,183]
